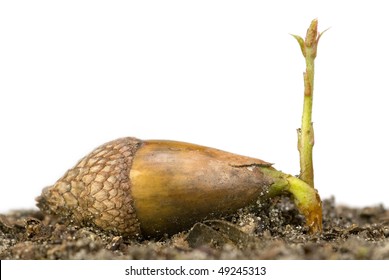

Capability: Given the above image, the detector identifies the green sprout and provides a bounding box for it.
[291,19,328,188]
[258,19,329,233]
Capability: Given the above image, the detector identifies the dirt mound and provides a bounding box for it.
[1,198,388,259]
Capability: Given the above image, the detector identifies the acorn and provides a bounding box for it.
[36,137,322,238]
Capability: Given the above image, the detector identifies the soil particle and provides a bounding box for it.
[1,197,388,259]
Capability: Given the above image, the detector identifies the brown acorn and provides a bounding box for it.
[36,137,322,238]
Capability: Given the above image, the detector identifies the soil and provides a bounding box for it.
[1,197,389,260]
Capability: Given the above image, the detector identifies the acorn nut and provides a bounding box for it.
[36,137,322,238]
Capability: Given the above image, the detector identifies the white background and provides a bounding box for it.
[1,0,389,212]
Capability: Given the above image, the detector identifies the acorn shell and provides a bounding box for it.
[37,137,274,238]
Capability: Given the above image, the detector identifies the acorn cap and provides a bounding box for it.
[37,137,143,237]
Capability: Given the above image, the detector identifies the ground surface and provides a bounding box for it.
[1,197,388,260]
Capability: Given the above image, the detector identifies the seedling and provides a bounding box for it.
[36,20,326,238]
[292,19,328,187]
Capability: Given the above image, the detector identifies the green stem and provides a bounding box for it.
[293,19,326,188]
[298,46,315,187]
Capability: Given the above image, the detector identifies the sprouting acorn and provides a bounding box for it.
[36,137,322,238]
